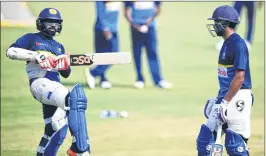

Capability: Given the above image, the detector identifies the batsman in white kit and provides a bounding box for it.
[196,5,254,156]
[6,8,91,156]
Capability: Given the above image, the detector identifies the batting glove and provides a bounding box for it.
[53,54,70,71]
[35,53,56,70]
[215,99,229,124]
[204,98,217,119]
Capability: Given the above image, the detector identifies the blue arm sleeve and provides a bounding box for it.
[59,45,71,78]
[233,42,248,71]
[155,1,162,7]
[96,1,109,31]
[9,33,32,49]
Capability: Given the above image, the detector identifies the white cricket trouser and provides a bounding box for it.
[207,89,252,139]
[30,78,69,110]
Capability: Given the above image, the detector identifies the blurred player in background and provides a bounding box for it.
[6,8,91,156]
[85,1,121,89]
[124,1,173,89]
[215,1,264,51]
[197,5,253,156]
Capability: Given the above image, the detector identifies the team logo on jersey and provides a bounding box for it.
[221,47,227,59]
[49,9,57,15]
[35,42,46,46]
[236,100,245,112]
[222,52,226,59]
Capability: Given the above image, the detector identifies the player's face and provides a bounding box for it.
[206,20,227,37]
[213,20,226,36]
[43,19,62,36]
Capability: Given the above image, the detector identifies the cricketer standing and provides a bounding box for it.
[124,1,173,89]
[216,1,264,51]
[85,1,121,89]
[6,8,91,156]
[196,5,253,156]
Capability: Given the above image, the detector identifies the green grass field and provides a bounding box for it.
[1,2,264,156]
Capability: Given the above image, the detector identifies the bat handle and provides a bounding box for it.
[215,124,223,144]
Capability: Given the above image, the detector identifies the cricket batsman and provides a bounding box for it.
[6,8,91,156]
[196,5,253,156]
[85,1,121,89]
[124,1,172,89]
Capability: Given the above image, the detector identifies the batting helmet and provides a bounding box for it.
[36,8,63,37]
[207,5,240,37]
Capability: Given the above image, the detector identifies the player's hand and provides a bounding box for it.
[145,17,153,27]
[35,53,56,70]
[103,29,112,40]
[53,54,70,71]
[215,99,229,124]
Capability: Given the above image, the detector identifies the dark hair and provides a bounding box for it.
[228,22,237,29]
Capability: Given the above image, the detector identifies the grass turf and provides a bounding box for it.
[1,2,264,156]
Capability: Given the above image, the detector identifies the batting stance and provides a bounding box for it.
[6,8,90,156]
[124,1,172,89]
[85,1,121,89]
[196,5,253,156]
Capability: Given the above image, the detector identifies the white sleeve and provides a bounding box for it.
[6,47,39,61]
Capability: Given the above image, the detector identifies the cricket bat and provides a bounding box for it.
[69,52,131,66]
[210,124,224,156]
[8,48,131,66]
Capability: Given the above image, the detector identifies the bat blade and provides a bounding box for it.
[69,52,131,66]
[89,52,131,65]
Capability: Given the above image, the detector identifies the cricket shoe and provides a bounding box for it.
[100,81,112,89]
[134,81,144,89]
[67,149,90,156]
[84,68,96,89]
[157,80,173,89]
